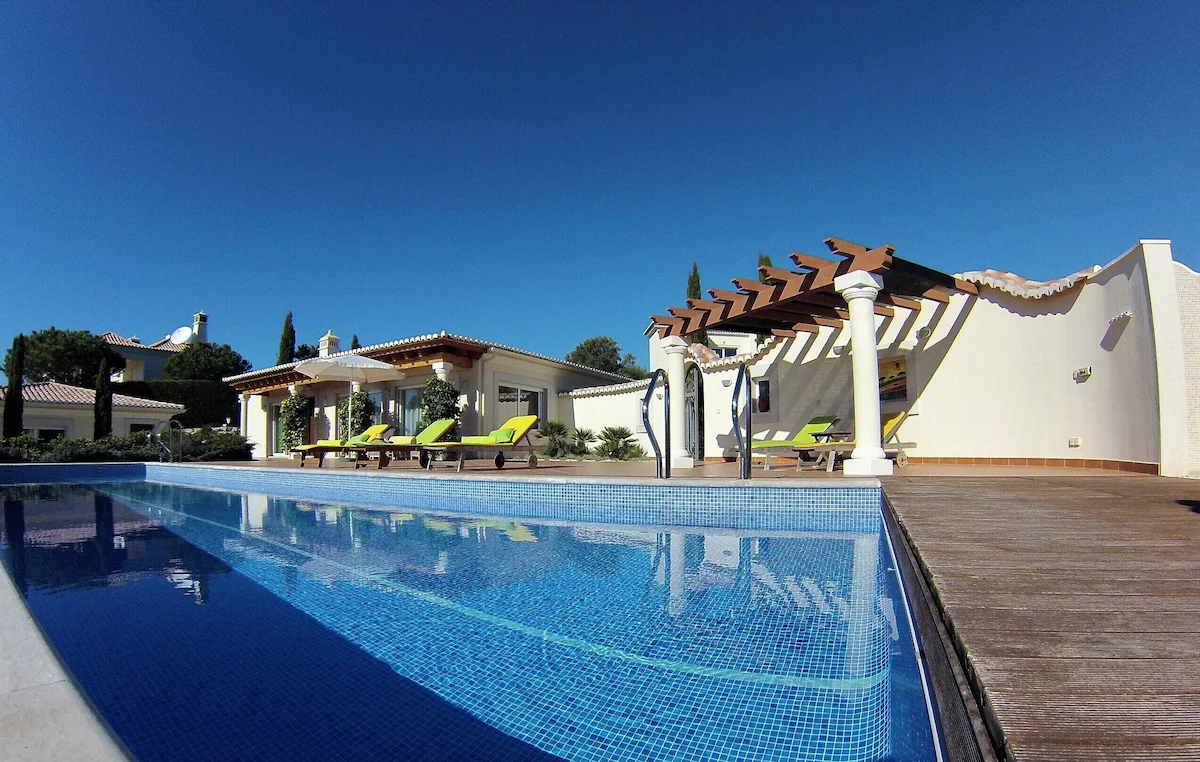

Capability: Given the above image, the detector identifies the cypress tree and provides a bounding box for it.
[757,251,773,283]
[277,312,296,366]
[3,334,25,438]
[687,262,709,346]
[756,253,774,345]
[350,334,361,350]
[94,357,113,439]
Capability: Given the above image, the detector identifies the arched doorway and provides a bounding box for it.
[684,363,705,461]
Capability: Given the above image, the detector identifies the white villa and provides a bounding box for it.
[229,238,1200,478]
[0,382,185,441]
[225,331,628,459]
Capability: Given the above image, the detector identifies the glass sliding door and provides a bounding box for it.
[400,387,423,436]
[497,384,545,428]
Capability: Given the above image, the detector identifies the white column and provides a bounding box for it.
[239,393,250,436]
[431,360,454,381]
[835,270,892,476]
[661,335,693,469]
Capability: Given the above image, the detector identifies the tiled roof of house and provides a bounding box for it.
[146,339,190,352]
[956,266,1100,299]
[0,382,185,410]
[104,332,186,353]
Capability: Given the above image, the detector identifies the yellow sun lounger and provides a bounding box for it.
[420,415,540,472]
[805,411,915,471]
[349,418,457,470]
[290,424,392,468]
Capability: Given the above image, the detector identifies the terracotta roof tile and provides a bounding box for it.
[0,382,185,410]
[146,339,189,352]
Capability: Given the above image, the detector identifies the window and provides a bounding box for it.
[129,423,155,434]
[715,346,739,358]
[36,429,66,442]
[755,379,771,414]
[497,384,545,426]
[368,392,385,426]
[270,404,283,454]
[398,387,424,436]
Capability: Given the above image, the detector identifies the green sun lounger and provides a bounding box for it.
[290,424,393,468]
[421,415,540,472]
[349,418,457,470]
[737,416,839,470]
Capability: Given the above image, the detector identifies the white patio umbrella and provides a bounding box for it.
[294,355,404,440]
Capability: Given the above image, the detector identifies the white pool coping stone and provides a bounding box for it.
[0,558,130,761]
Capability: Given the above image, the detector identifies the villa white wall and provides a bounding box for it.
[625,241,1185,469]
[241,351,624,457]
[568,383,662,454]
[1173,261,1200,477]
[906,243,1164,464]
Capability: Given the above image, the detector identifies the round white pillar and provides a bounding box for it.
[835,270,892,476]
[661,336,693,469]
[431,360,454,381]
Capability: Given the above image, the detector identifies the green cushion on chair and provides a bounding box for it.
[490,427,516,444]
[461,435,494,445]
[415,418,456,445]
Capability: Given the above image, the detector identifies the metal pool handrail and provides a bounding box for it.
[732,362,752,480]
[153,419,184,463]
[641,369,670,479]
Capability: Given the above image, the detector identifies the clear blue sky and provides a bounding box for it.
[2,1,1197,375]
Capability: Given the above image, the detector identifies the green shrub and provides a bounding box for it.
[183,428,253,461]
[113,380,240,427]
[0,429,251,463]
[539,420,569,457]
[336,391,378,439]
[419,378,460,431]
[278,394,313,450]
[596,426,645,460]
[569,427,597,456]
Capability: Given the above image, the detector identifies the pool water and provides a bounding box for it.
[1,481,940,761]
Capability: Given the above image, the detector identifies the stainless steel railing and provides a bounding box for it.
[641,369,670,479]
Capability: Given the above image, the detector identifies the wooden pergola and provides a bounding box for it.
[652,238,977,338]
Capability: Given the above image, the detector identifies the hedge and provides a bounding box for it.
[0,429,252,463]
[113,380,240,428]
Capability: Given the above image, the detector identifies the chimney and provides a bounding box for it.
[192,311,208,343]
[319,330,340,357]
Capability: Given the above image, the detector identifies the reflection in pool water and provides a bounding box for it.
[1,482,938,762]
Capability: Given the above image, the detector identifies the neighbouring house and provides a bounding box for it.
[225,331,628,459]
[0,382,185,441]
[104,311,210,381]
[567,239,1200,478]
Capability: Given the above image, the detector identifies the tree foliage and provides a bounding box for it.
[687,262,710,346]
[163,342,251,381]
[278,393,313,450]
[336,390,378,439]
[93,357,113,439]
[565,336,648,379]
[3,328,125,387]
[419,377,460,431]
[3,334,25,438]
[113,380,238,427]
[350,334,361,350]
[277,312,296,366]
[295,344,319,361]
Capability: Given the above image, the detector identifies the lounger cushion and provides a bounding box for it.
[389,435,416,445]
[490,427,516,444]
[415,418,456,445]
[461,435,494,445]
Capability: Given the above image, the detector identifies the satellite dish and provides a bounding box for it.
[169,326,193,344]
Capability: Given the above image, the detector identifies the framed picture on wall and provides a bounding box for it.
[879,356,908,402]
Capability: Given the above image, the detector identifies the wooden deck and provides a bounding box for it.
[883,475,1200,762]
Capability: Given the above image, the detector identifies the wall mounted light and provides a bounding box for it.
[832,345,848,356]
[915,326,933,340]
[721,379,732,387]
[1073,366,1093,382]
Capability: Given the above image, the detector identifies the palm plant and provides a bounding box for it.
[539,420,569,457]
[569,427,597,456]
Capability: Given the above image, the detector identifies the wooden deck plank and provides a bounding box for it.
[883,474,1200,761]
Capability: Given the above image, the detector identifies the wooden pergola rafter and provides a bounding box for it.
[652,237,978,338]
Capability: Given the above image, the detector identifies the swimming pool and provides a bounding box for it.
[1,465,943,761]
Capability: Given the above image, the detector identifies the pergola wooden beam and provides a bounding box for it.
[654,237,974,337]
